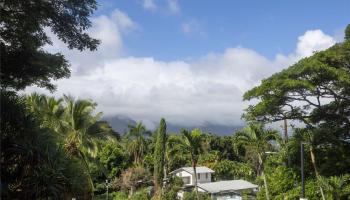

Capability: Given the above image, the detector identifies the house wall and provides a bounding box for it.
[214,193,242,200]
[176,170,193,185]
[196,172,211,183]
[175,170,212,186]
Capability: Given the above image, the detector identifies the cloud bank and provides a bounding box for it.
[28,9,336,129]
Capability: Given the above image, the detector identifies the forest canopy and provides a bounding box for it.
[1,0,350,199]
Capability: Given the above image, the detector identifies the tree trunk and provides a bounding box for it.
[258,153,269,200]
[163,164,167,194]
[309,146,319,176]
[309,145,325,200]
[193,160,199,200]
[129,186,135,198]
[283,119,288,142]
[262,170,270,200]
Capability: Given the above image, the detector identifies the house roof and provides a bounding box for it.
[171,166,215,174]
[198,180,258,194]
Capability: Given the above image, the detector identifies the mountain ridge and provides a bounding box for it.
[103,115,243,136]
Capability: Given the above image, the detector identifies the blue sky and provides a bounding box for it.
[33,1,349,129]
[95,0,350,60]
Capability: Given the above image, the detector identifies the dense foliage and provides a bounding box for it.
[1,0,99,91]
[243,24,350,200]
[1,1,350,199]
[153,118,167,195]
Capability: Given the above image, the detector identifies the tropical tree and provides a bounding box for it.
[98,141,129,178]
[26,94,117,195]
[318,174,350,200]
[242,28,350,198]
[243,25,350,138]
[205,134,239,161]
[153,118,167,195]
[1,92,90,199]
[61,95,119,195]
[1,0,99,92]
[119,167,151,197]
[125,122,150,165]
[182,128,205,200]
[165,134,191,173]
[27,94,117,159]
[1,0,100,198]
[212,159,255,181]
[62,95,103,158]
[26,93,65,133]
[234,123,280,200]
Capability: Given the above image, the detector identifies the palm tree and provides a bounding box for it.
[61,95,117,192]
[165,134,190,172]
[61,95,104,156]
[25,94,116,197]
[318,174,350,200]
[125,122,150,165]
[234,123,280,200]
[26,93,65,133]
[293,128,326,200]
[27,94,115,160]
[182,128,204,200]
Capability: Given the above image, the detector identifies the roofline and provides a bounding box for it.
[197,186,241,194]
[170,167,215,174]
[197,180,259,194]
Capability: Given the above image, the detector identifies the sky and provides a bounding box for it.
[28,0,350,129]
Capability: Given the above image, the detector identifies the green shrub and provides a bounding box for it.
[130,188,151,200]
[113,191,128,200]
[183,191,211,200]
[162,190,178,200]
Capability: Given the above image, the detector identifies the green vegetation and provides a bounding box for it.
[234,123,280,200]
[153,118,167,196]
[1,0,350,199]
[182,128,205,200]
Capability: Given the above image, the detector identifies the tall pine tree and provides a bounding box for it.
[154,118,167,195]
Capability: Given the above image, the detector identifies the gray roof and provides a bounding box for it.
[171,166,215,174]
[198,180,258,194]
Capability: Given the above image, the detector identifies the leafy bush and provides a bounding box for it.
[130,188,151,200]
[183,191,211,200]
[98,141,129,178]
[213,159,255,181]
[161,190,178,200]
[113,191,129,200]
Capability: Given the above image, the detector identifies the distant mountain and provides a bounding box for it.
[102,115,137,134]
[167,123,243,136]
[103,115,243,136]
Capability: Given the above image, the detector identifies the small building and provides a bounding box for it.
[171,166,214,186]
[198,180,258,200]
[171,166,258,200]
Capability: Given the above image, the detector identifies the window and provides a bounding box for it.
[197,173,201,179]
[182,177,190,184]
[206,173,208,179]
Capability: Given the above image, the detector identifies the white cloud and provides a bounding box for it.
[110,9,137,31]
[29,10,337,129]
[296,30,335,57]
[44,9,136,74]
[181,19,204,36]
[143,0,157,11]
[142,0,179,15]
[168,0,180,14]
[275,29,335,67]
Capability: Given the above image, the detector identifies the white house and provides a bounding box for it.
[171,166,258,200]
[171,166,214,186]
